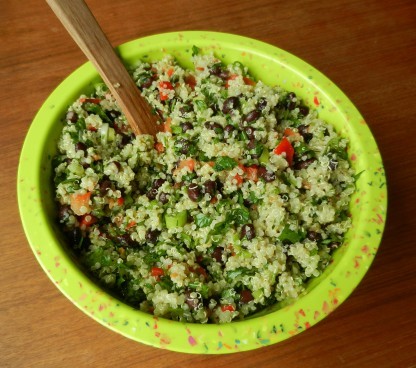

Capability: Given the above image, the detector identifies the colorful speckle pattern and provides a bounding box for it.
[18,31,387,354]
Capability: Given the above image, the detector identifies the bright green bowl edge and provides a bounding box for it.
[17,31,387,354]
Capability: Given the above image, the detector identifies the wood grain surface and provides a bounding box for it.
[1,0,415,367]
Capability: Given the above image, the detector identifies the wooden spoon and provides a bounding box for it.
[46,0,160,136]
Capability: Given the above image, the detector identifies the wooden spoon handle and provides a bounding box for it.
[46,0,160,136]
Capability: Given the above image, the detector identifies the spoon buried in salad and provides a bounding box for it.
[46,0,161,136]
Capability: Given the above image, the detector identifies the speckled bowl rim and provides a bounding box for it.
[18,31,387,354]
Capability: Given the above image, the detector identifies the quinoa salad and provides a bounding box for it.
[53,47,355,323]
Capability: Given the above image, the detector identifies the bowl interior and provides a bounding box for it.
[18,31,387,353]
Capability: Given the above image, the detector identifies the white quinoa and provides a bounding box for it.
[53,49,355,323]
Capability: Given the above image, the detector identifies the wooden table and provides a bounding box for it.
[1,0,415,367]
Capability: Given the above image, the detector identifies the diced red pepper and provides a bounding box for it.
[151,267,164,277]
[167,67,174,77]
[117,197,124,206]
[221,304,235,312]
[273,137,295,166]
[159,81,174,90]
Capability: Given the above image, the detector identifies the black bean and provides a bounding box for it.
[303,133,313,143]
[67,227,82,246]
[294,158,316,170]
[158,192,170,204]
[215,179,224,194]
[287,92,297,111]
[243,198,253,207]
[246,138,257,150]
[185,290,200,310]
[299,105,310,116]
[240,290,254,304]
[328,242,341,251]
[204,121,223,134]
[179,104,193,117]
[176,138,191,154]
[257,166,276,182]
[297,125,313,143]
[256,98,268,110]
[58,204,72,222]
[181,122,194,132]
[203,180,217,196]
[146,188,158,200]
[66,111,78,123]
[209,65,229,79]
[145,229,161,244]
[209,103,219,114]
[219,69,230,79]
[222,96,240,114]
[120,134,132,146]
[153,178,166,189]
[244,109,260,123]
[241,224,255,240]
[105,110,121,120]
[298,124,308,136]
[188,213,194,223]
[329,159,338,171]
[307,231,322,242]
[224,124,235,135]
[187,183,201,202]
[99,179,112,195]
[208,64,222,76]
[140,77,153,89]
[212,247,223,263]
[117,234,134,247]
[244,126,256,139]
[112,161,122,172]
[75,142,87,156]
[287,101,296,110]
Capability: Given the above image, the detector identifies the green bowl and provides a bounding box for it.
[18,31,387,353]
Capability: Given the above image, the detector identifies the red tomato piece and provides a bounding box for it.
[79,214,97,227]
[244,165,259,182]
[151,267,164,277]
